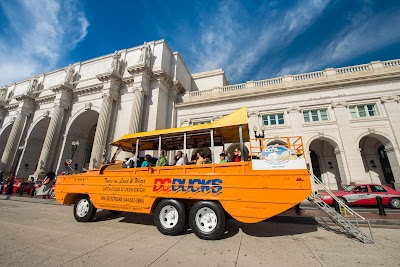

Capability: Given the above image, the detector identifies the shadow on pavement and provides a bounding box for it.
[93,210,319,240]
[93,210,154,226]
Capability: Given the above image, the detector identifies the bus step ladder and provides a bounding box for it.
[308,193,374,244]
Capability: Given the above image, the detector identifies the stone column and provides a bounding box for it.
[90,93,114,169]
[286,107,303,136]
[386,148,400,190]
[380,96,400,189]
[35,104,65,174]
[381,96,400,146]
[0,106,6,128]
[126,66,152,133]
[331,101,367,184]
[166,90,178,129]
[0,113,24,173]
[128,88,146,134]
[33,84,72,175]
[90,71,121,169]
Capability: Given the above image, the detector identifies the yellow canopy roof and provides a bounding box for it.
[111,107,249,151]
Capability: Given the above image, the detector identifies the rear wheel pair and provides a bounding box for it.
[154,199,225,240]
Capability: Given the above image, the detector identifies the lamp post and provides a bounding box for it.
[66,140,79,174]
[253,126,265,154]
[71,140,79,161]
[253,125,265,138]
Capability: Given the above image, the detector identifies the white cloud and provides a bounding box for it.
[0,0,89,86]
[273,5,400,77]
[190,0,329,83]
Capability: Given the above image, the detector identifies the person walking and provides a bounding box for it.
[5,173,15,195]
[36,171,56,199]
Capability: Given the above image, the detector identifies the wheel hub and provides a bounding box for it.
[76,199,89,218]
[195,207,217,233]
[159,205,179,229]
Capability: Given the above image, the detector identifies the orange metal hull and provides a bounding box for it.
[55,161,311,223]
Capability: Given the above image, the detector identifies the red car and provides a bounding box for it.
[320,184,400,209]
[1,179,35,194]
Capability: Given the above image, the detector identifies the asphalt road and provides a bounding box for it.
[1,199,400,267]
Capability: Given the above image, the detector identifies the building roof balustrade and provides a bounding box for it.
[183,59,400,104]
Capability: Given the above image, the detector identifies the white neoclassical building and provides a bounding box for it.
[0,39,399,190]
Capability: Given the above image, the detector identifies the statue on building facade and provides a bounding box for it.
[64,64,75,84]
[111,51,121,73]
[27,77,38,94]
[138,43,151,67]
[0,88,7,101]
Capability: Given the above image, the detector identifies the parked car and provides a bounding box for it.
[320,184,400,209]
[1,178,35,194]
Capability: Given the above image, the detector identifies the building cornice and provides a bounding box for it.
[73,84,103,96]
[35,95,56,105]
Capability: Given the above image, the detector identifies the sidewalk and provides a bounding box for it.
[2,193,400,227]
[0,193,57,205]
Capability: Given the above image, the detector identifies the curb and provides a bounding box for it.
[271,215,400,226]
[0,195,58,205]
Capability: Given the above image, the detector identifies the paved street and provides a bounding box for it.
[0,199,399,267]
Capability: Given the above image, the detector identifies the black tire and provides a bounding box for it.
[109,210,123,215]
[154,199,186,236]
[189,201,225,240]
[73,195,97,222]
[389,198,400,209]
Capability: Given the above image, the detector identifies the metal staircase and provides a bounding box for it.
[308,175,374,244]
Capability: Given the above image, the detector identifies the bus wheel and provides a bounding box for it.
[154,199,186,236]
[73,195,97,222]
[189,201,225,240]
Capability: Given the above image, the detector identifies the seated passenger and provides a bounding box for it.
[141,155,152,167]
[156,151,168,166]
[220,153,227,163]
[175,151,185,166]
[223,150,232,162]
[188,155,197,165]
[196,151,205,165]
[233,149,241,162]
[124,151,137,168]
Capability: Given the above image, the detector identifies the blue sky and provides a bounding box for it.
[1,0,400,86]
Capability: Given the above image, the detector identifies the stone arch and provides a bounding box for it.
[191,147,212,162]
[18,117,51,178]
[57,110,99,173]
[308,136,344,190]
[266,139,287,146]
[358,132,400,187]
[64,105,101,137]
[356,131,396,150]
[306,134,342,152]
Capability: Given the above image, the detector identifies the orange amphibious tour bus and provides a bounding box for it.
[55,107,311,240]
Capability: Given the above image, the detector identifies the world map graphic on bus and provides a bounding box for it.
[259,145,297,165]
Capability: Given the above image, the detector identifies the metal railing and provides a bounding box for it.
[310,174,374,243]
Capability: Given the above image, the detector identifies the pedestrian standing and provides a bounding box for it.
[6,173,15,195]
[36,171,56,199]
